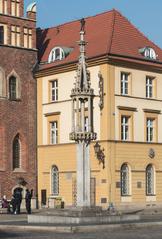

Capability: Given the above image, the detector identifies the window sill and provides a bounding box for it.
[121,196,132,203]
[13,168,25,173]
[9,98,21,102]
[146,195,156,202]
[121,94,129,96]
[49,195,60,199]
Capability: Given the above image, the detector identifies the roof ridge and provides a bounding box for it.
[39,9,115,31]
[107,9,116,54]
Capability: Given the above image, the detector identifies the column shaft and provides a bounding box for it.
[77,142,90,207]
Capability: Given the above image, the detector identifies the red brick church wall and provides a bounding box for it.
[0,0,37,200]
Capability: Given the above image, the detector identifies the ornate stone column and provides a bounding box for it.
[69,19,97,207]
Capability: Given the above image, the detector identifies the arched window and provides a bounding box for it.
[13,134,21,169]
[9,76,17,100]
[51,165,59,195]
[121,164,130,196]
[48,47,65,63]
[146,164,155,195]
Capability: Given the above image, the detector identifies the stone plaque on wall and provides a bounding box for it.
[116,182,121,188]
[137,182,142,188]
[101,179,107,184]
[101,198,107,204]
[65,173,72,180]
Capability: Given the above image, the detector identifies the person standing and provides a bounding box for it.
[14,190,22,214]
[25,189,33,214]
[10,195,16,214]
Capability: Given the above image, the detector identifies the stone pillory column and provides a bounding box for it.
[69,19,97,207]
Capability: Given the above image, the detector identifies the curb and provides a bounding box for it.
[0,221,162,233]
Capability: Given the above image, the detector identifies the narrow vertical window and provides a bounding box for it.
[50,121,58,144]
[146,165,155,195]
[0,26,4,44]
[146,76,153,98]
[51,80,58,102]
[121,72,129,95]
[0,0,8,14]
[121,164,130,196]
[51,166,59,195]
[84,116,89,132]
[0,68,5,97]
[9,76,17,100]
[0,0,2,13]
[13,135,20,169]
[146,118,154,142]
[121,116,129,140]
[11,0,20,16]
[11,25,20,47]
[23,28,32,48]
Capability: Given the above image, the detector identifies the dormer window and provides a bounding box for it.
[48,46,73,63]
[48,47,65,63]
[139,47,157,60]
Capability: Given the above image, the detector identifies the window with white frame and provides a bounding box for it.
[51,80,58,102]
[121,116,129,141]
[146,76,154,98]
[51,165,59,195]
[121,72,129,95]
[50,121,58,144]
[146,164,155,195]
[48,47,65,63]
[146,118,154,142]
[121,164,130,196]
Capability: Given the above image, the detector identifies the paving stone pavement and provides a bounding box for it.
[0,208,162,234]
[1,226,162,239]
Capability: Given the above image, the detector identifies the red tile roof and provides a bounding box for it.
[37,9,162,71]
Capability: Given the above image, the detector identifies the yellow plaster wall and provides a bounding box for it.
[115,66,162,142]
[37,61,162,210]
[38,142,110,207]
[113,142,162,207]
[37,78,43,145]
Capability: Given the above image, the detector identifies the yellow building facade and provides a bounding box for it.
[36,10,162,210]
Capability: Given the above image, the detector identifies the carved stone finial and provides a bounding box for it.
[80,18,85,32]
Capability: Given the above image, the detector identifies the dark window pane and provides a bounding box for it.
[9,76,17,100]
[13,135,20,169]
[0,26,4,44]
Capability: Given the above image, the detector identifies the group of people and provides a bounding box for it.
[1,189,33,214]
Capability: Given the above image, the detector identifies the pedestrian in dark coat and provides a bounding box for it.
[14,190,22,214]
[25,189,33,214]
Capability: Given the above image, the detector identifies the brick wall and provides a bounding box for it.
[0,0,37,200]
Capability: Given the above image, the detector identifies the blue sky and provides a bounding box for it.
[25,0,162,48]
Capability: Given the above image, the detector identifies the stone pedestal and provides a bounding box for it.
[28,207,140,225]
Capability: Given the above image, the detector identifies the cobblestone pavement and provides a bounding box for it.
[0,226,162,239]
